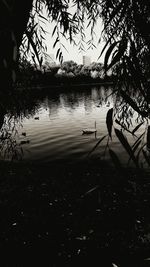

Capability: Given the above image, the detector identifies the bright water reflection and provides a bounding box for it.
[0,85,148,166]
[18,86,115,162]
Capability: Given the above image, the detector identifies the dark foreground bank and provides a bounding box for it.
[0,159,150,267]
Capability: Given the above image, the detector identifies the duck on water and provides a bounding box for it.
[82,121,97,134]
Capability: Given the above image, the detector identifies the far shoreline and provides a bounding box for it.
[17,81,114,92]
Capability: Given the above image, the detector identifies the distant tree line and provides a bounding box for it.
[18,59,116,87]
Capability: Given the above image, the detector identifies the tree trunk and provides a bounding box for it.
[0,0,33,93]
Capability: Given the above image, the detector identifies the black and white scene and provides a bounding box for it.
[1,1,150,266]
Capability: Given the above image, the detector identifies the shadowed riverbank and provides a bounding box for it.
[0,159,150,266]
[0,87,150,266]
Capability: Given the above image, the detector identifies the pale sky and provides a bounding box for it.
[44,16,105,65]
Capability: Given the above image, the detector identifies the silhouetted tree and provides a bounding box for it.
[1,1,150,131]
[0,0,33,90]
[61,60,77,73]
[100,0,150,116]
[0,0,100,92]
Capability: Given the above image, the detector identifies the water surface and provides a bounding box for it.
[0,85,148,166]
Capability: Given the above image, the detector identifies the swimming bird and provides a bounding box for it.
[82,121,97,134]
[20,140,30,145]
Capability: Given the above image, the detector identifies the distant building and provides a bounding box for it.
[83,55,91,66]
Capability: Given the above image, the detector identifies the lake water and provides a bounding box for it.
[0,85,148,167]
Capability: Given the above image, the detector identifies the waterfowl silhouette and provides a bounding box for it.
[82,121,97,134]
[20,140,30,145]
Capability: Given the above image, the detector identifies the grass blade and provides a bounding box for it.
[83,185,100,196]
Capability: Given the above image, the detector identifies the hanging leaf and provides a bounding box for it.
[25,30,41,66]
[56,48,60,59]
[106,108,113,139]
[107,37,127,71]
[147,126,150,151]
[107,50,122,71]
[105,2,123,29]
[115,119,134,135]
[128,139,142,165]
[60,43,68,52]
[39,14,48,21]
[87,135,107,157]
[104,42,119,70]
[2,0,11,11]
[114,128,139,167]
[126,56,144,94]
[98,29,118,60]
[109,149,122,168]
[98,38,111,59]
[132,122,144,135]
[53,37,59,48]
[132,132,145,149]
[136,143,146,163]
[30,23,38,35]
[142,149,150,166]
[52,25,57,37]
[0,114,4,129]
[59,52,62,63]
[120,90,148,117]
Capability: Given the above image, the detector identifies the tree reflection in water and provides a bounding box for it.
[0,91,42,161]
[0,86,150,167]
